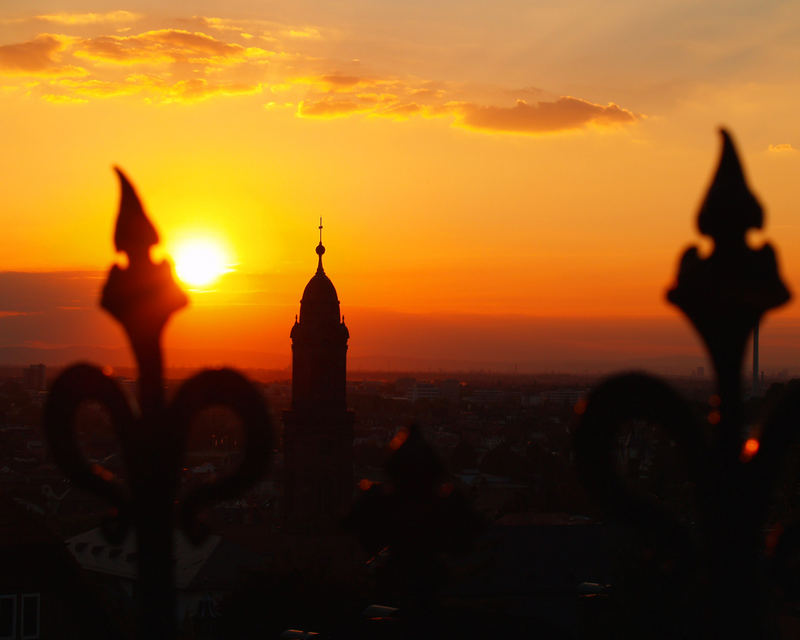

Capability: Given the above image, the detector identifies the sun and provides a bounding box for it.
[172,238,231,287]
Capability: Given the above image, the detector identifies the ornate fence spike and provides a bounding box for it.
[102,168,187,415]
[696,129,763,239]
[575,130,797,639]
[103,167,186,343]
[112,166,159,255]
[345,424,483,617]
[44,169,273,639]
[668,129,790,415]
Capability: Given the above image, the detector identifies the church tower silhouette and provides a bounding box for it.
[283,220,354,531]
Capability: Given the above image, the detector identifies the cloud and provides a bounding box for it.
[190,16,247,34]
[44,75,263,103]
[291,73,445,120]
[35,11,141,26]
[184,16,323,41]
[0,27,275,104]
[289,67,638,134]
[49,77,144,99]
[297,92,423,120]
[410,87,445,100]
[0,271,102,314]
[320,74,362,88]
[285,27,321,39]
[291,75,401,94]
[43,93,88,104]
[0,20,640,137]
[73,29,272,65]
[296,85,638,134]
[454,97,638,134]
[158,78,264,103]
[0,34,86,77]
[768,143,796,153]
[375,102,421,119]
[336,77,398,92]
[0,272,121,355]
[297,98,372,118]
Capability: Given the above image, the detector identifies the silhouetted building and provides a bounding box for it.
[283,223,354,532]
[23,364,46,392]
[0,494,116,638]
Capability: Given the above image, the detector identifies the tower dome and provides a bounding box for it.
[299,245,340,324]
[296,221,347,329]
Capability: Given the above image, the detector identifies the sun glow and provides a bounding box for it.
[172,237,231,287]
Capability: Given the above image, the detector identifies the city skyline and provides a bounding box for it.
[2,2,800,372]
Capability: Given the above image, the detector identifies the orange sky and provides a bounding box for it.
[2,3,800,372]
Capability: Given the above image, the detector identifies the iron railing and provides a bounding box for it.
[575,130,796,639]
[42,169,273,639]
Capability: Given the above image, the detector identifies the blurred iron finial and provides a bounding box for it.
[579,130,793,637]
[386,424,446,494]
[46,168,273,638]
[697,129,763,242]
[101,169,187,367]
[112,167,159,256]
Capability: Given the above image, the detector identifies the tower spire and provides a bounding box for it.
[315,217,326,274]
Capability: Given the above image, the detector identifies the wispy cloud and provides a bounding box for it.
[298,98,366,118]
[73,29,272,65]
[156,77,264,103]
[35,11,141,26]
[43,93,88,104]
[50,77,144,98]
[0,15,640,135]
[299,89,639,133]
[768,143,796,153]
[45,74,263,103]
[0,27,274,102]
[379,102,421,119]
[185,16,324,41]
[453,97,638,134]
[0,33,86,77]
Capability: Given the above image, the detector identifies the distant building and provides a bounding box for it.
[23,364,45,392]
[0,494,113,638]
[65,527,266,626]
[440,379,462,401]
[282,224,354,532]
[393,377,416,396]
[410,382,439,402]
[535,389,587,405]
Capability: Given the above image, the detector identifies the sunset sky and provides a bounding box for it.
[2,1,800,373]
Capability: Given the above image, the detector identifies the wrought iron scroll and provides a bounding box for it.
[43,169,273,639]
[574,130,795,638]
